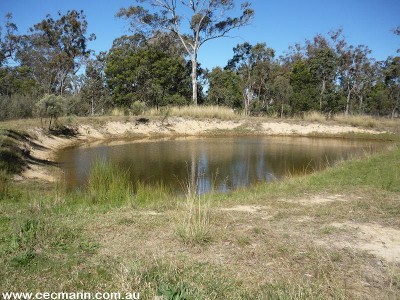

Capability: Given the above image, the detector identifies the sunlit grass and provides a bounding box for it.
[148,105,240,120]
[176,175,212,245]
[135,181,173,208]
[334,113,378,128]
[303,111,327,123]
[86,159,132,205]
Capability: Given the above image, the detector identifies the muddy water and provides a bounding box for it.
[56,136,387,194]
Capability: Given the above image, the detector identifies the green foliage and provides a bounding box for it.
[249,99,267,116]
[0,94,38,121]
[272,75,293,118]
[0,148,25,174]
[105,37,191,108]
[0,14,399,119]
[80,54,110,116]
[130,100,146,116]
[0,170,10,200]
[226,42,275,114]
[117,0,254,104]
[36,94,66,129]
[289,60,319,114]
[86,159,132,205]
[0,66,37,98]
[167,94,189,107]
[207,67,242,108]
[16,10,95,95]
[64,94,89,116]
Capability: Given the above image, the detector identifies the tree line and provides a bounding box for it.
[0,3,399,122]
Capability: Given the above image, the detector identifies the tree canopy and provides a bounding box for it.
[116,0,254,105]
[0,9,399,120]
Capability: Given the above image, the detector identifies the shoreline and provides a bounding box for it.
[20,117,387,181]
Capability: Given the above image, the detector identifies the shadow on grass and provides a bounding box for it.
[0,127,78,174]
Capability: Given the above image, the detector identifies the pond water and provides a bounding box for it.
[57,136,386,194]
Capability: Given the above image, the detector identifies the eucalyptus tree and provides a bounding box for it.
[116,0,254,105]
[289,59,319,114]
[17,10,95,95]
[385,26,400,117]
[339,44,373,115]
[206,67,242,108]
[272,75,292,118]
[105,33,191,108]
[226,42,274,114]
[306,34,337,112]
[0,13,19,67]
[81,53,110,116]
[384,56,400,118]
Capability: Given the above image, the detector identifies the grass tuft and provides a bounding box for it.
[303,111,327,123]
[176,178,211,245]
[86,159,132,205]
[135,181,172,208]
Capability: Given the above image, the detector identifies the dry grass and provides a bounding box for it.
[303,111,327,123]
[334,114,378,128]
[175,176,212,245]
[334,114,400,131]
[148,105,240,120]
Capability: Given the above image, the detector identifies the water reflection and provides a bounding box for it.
[57,136,385,194]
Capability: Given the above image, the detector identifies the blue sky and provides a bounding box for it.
[1,0,399,70]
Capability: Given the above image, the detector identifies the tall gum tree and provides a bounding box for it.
[226,42,274,115]
[0,13,19,67]
[117,0,254,105]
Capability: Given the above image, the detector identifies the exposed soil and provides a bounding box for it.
[320,222,400,263]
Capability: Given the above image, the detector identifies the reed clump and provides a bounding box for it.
[86,159,132,204]
[135,181,172,207]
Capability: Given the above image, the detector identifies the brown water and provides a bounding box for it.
[56,136,386,194]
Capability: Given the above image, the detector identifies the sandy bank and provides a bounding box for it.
[21,117,385,181]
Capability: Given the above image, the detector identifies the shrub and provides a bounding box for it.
[36,94,66,129]
[0,94,37,121]
[131,101,146,116]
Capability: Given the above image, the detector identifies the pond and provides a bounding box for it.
[57,136,386,194]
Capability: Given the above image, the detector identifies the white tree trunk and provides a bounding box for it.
[320,79,326,111]
[345,85,352,115]
[191,53,198,105]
